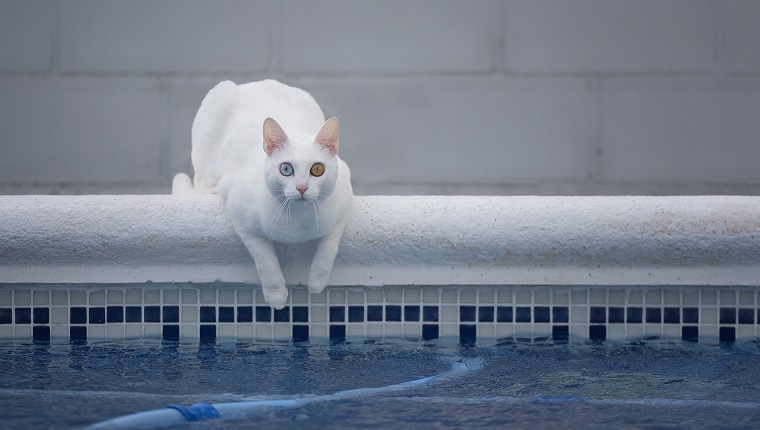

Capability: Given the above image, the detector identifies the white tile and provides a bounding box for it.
[218,289,235,305]
[200,289,216,304]
[502,0,715,73]
[0,0,54,72]
[0,78,166,184]
[237,289,254,305]
[144,290,161,304]
[107,290,123,305]
[163,289,180,305]
[33,290,49,306]
[282,0,495,74]
[599,79,760,183]
[182,290,198,305]
[0,291,12,306]
[14,290,31,306]
[724,0,760,73]
[70,291,86,305]
[88,290,105,306]
[60,0,269,73]
[300,76,590,189]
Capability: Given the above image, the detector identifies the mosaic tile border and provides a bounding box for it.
[1,285,759,345]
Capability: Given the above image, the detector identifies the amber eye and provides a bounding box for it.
[310,163,325,177]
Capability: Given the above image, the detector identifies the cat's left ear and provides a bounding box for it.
[315,117,339,156]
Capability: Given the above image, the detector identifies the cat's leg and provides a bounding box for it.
[308,217,349,294]
[171,173,194,195]
[238,233,289,309]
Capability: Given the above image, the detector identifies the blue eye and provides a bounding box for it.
[279,163,294,176]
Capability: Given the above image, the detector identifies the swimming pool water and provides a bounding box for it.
[2,340,760,429]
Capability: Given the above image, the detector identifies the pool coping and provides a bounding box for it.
[1,195,760,287]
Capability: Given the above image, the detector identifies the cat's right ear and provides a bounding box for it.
[263,118,289,156]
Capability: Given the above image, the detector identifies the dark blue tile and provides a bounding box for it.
[218,307,235,323]
[552,326,569,342]
[348,306,364,322]
[515,307,531,323]
[608,307,625,324]
[255,306,271,322]
[33,308,50,324]
[478,307,494,323]
[329,325,346,340]
[627,307,643,324]
[70,326,87,340]
[682,307,699,324]
[367,305,383,322]
[404,306,420,322]
[163,306,179,323]
[385,305,402,322]
[163,325,180,340]
[274,307,290,323]
[144,306,161,323]
[0,308,11,324]
[88,308,105,324]
[720,308,736,325]
[459,324,476,344]
[552,307,568,323]
[534,306,550,323]
[460,306,476,322]
[720,327,736,343]
[423,306,439,322]
[739,308,755,325]
[292,306,309,323]
[33,326,50,341]
[497,306,513,323]
[590,307,606,324]
[589,325,606,341]
[237,306,253,323]
[200,306,216,323]
[106,306,123,323]
[125,306,142,323]
[200,325,216,341]
[422,324,439,340]
[682,326,699,342]
[15,308,31,324]
[329,306,345,323]
[664,307,680,324]
[646,308,661,324]
[70,307,87,324]
[292,325,309,342]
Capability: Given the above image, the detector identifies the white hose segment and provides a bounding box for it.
[88,358,483,429]
[1,195,760,287]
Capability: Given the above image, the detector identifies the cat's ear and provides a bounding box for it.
[263,117,289,156]
[314,117,339,156]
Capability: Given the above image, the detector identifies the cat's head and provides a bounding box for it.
[262,117,340,203]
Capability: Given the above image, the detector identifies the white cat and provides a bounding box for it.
[173,80,354,309]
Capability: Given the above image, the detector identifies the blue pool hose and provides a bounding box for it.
[88,357,760,429]
[88,358,482,429]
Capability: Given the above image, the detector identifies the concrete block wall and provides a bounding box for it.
[1,0,758,195]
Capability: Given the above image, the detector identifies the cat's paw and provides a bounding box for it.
[307,270,330,294]
[263,285,289,310]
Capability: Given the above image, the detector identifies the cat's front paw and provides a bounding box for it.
[307,270,330,294]
[263,285,289,310]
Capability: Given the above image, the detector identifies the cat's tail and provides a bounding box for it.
[171,173,194,195]
[191,80,240,194]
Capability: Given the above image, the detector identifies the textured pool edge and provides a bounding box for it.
[1,195,759,344]
[2,195,760,286]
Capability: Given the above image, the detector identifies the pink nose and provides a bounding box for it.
[296,184,308,195]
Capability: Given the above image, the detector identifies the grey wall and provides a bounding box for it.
[1,0,759,196]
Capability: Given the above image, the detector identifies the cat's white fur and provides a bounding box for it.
[173,79,353,309]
